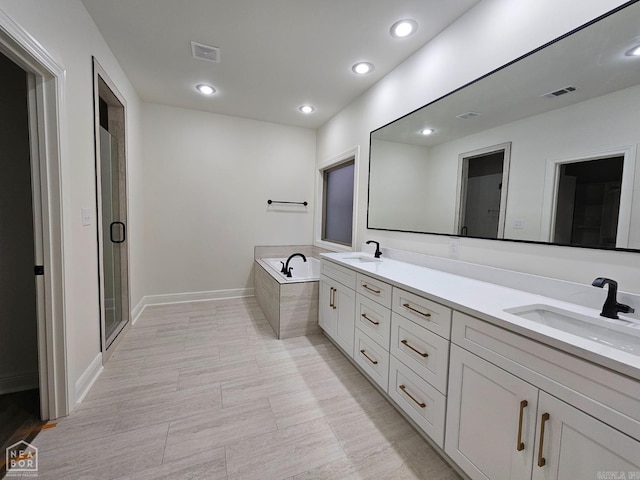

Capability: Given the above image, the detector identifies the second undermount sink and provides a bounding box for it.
[504,304,640,355]
[341,255,382,263]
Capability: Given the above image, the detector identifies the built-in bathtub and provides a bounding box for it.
[254,245,329,339]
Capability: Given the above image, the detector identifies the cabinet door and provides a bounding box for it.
[532,391,640,480]
[319,277,336,337]
[334,283,356,356]
[446,345,539,480]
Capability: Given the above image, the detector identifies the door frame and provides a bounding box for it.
[92,58,131,362]
[0,8,70,418]
[541,145,636,248]
[455,142,511,239]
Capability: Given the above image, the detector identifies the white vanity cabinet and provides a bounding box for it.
[319,261,356,356]
[446,312,640,480]
[353,273,393,391]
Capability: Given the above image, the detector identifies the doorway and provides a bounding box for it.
[553,156,624,248]
[93,59,130,361]
[0,50,46,464]
[457,143,511,238]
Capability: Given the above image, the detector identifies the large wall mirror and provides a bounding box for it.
[368,0,640,251]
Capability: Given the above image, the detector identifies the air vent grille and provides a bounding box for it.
[456,112,481,120]
[541,85,579,99]
[191,41,220,63]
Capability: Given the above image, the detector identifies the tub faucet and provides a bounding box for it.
[366,240,382,258]
[591,277,635,319]
[284,253,307,278]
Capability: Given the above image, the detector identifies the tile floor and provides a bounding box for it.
[31,297,460,479]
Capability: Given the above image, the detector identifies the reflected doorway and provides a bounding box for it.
[457,143,511,238]
[553,156,623,248]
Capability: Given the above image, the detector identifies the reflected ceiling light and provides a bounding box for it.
[196,84,216,95]
[625,44,640,56]
[298,105,315,114]
[352,62,374,75]
[420,128,435,136]
[390,19,418,38]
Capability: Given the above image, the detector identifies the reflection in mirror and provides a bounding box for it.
[368,1,640,251]
[456,143,510,239]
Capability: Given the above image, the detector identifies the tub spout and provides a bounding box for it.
[284,253,307,278]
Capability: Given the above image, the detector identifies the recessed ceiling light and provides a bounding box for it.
[196,84,216,95]
[352,62,374,75]
[299,105,315,114]
[625,44,640,56]
[420,128,435,136]
[390,19,418,38]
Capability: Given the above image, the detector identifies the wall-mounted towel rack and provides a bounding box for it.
[267,200,308,206]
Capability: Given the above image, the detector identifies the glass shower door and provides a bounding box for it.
[100,127,126,347]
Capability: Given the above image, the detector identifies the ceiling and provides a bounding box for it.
[81,0,480,129]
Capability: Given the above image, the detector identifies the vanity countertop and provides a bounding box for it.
[321,252,640,381]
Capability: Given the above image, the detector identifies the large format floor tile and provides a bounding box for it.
[30,297,459,479]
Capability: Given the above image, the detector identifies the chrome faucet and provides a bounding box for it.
[366,240,382,258]
[591,277,635,319]
[283,253,307,277]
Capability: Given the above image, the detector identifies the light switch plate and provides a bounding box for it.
[449,237,460,258]
[81,208,92,226]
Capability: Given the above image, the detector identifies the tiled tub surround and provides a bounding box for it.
[320,251,640,479]
[254,245,330,339]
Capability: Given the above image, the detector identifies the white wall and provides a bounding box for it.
[0,52,38,392]
[0,0,144,404]
[317,0,640,294]
[141,103,316,297]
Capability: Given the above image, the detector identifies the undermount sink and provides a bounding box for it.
[342,255,382,263]
[504,304,640,355]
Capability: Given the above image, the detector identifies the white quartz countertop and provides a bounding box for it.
[321,252,640,381]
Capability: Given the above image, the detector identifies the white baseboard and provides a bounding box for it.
[74,353,103,404]
[0,373,39,395]
[131,288,254,325]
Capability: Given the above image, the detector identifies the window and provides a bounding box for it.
[321,159,355,246]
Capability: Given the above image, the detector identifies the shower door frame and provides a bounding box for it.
[93,58,131,362]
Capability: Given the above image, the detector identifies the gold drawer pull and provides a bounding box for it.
[402,303,431,318]
[330,287,337,310]
[537,412,550,467]
[401,339,428,358]
[361,313,380,325]
[399,384,426,408]
[360,349,378,365]
[516,400,528,451]
[362,284,381,294]
[329,287,334,308]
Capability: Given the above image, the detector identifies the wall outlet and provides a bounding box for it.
[449,237,460,258]
[81,208,92,226]
[513,219,525,229]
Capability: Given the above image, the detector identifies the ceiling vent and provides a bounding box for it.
[541,85,579,99]
[191,41,220,63]
[456,111,481,120]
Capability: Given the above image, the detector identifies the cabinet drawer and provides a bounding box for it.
[356,273,392,308]
[321,260,356,289]
[390,313,449,394]
[392,288,452,339]
[354,328,389,392]
[355,294,391,349]
[388,356,446,448]
[452,311,640,442]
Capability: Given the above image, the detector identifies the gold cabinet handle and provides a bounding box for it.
[331,287,337,310]
[329,287,334,308]
[360,349,378,365]
[516,400,528,451]
[362,284,381,294]
[401,339,428,358]
[399,384,426,408]
[361,313,380,325]
[537,412,550,467]
[402,303,431,318]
